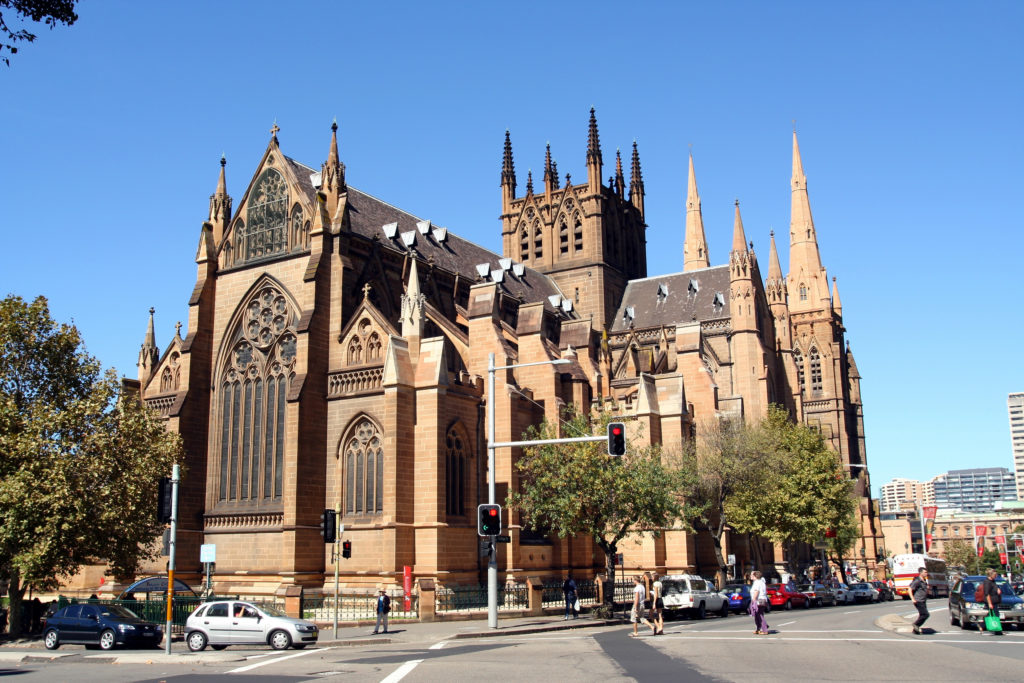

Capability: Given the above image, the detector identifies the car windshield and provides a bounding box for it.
[254,603,287,617]
[99,605,141,619]
[797,584,814,591]
[724,585,746,593]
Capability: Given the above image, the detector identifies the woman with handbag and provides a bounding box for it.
[982,569,1004,636]
[749,570,769,635]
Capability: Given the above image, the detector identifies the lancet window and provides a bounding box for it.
[344,418,384,516]
[559,219,569,254]
[794,348,805,395]
[216,284,297,503]
[573,215,583,252]
[533,221,543,259]
[809,347,823,395]
[520,226,529,261]
[445,425,468,517]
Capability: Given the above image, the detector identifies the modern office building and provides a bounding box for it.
[931,467,1017,513]
[879,478,925,513]
[1010,393,1024,499]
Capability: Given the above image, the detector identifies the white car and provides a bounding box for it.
[847,582,879,603]
[832,583,855,604]
[185,600,318,651]
[659,574,729,619]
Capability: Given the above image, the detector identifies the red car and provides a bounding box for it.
[766,583,810,610]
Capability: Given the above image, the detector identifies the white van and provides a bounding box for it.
[659,574,729,619]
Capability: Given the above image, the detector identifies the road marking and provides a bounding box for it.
[775,621,795,627]
[227,646,333,673]
[244,653,275,660]
[671,635,1024,644]
[842,610,861,614]
[429,641,448,650]
[380,659,424,683]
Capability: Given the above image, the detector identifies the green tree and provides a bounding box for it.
[508,410,702,604]
[0,295,183,636]
[727,406,857,572]
[942,538,976,572]
[682,415,770,586]
[0,1,78,66]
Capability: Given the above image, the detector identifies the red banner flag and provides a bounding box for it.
[994,535,1005,545]
[1000,551,1008,565]
[975,525,988,537]
[403,565,412,611]
[1016,538,1023,552]
[922,506,937,520]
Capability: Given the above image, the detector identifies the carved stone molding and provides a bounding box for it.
[328,365,384,397]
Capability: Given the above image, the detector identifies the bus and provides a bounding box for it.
[892,554,948,599]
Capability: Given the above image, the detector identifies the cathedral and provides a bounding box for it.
[133,111,881,596]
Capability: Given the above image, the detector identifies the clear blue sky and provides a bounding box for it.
[2,1,1022,498]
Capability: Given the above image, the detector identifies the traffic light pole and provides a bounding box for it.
[333,502,341,640]
[164,463,179,656]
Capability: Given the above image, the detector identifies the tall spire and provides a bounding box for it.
[731,200,748,253]
[629,140,645,216]
[551,159,559,189]
[526,170,534,195]
[787,131,827,313]
[543,142,554,194]
[501,129,517,213]
[683,152,709,271]
[765,230,790,350]
[137,307,159,386]
[614,148,625,198]
[767,230,783,284]
[401,257,425,340]
[208,155,232,246]
[586,107,603,193]
[322,119,346,220]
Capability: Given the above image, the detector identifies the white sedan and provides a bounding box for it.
[846,582,879,603]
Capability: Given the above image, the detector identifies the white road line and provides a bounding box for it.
[842,610,861,614]
[244,653,275,660]
[429,641,448,650]
[227,646,333,674]
[380,659,424,683]
[775,621,795,627]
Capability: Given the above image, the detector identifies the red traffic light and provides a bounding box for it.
[607,422,626,456]
[478,504,502,536]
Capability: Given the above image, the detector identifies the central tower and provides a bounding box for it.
[500,110,647,332]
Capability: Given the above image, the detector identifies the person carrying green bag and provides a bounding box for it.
[981,568,1003,636]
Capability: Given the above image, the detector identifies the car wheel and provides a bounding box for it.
[784,600,792,611]
[98,629,117,651]
[719,602,729,618]
[269,629,292,650]
[803,598,811,609]
[211,644,228,651]
[187,631,208,652]
[43,629,60,650]
[960,614,973,630]
[950,611,960,626]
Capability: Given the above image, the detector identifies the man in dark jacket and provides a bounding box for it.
[563,576,578,620]
[373,587,391,634]
[982,569,1003,636]
[909,567,929,634]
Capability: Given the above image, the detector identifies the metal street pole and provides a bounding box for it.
[333,505,341,639]
[487,352,497,629]
[164,463,180,655]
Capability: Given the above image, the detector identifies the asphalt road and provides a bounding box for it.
[3,600,1024,682]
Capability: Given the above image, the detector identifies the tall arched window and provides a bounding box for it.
[799,284,808,301]
[446,425,468,517]
[242,170,288,262]
[217,283,297,502]
[344,419,384,515]
[559,218,569,254]
[809,347,823,395]
[573,215,583,252]
[533,220,543,259]
[290,204,305,251]
[793,348,805,395]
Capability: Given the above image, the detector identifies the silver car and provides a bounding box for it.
[185,600,318,651]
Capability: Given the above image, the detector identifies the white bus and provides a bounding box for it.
[892,553,948,599]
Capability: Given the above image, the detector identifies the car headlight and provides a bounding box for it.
[966,602,984,609]
[118,624,136,632]
[295,624,317,633]
[1013,603,1024,611]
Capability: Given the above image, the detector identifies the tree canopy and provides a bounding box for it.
[0,0,78,66]
[509,409,702,601]
[0,295,183,636]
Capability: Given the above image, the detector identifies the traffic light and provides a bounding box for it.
[342,540,352,559]
[320,509,337,544]
[478,504,502,536]
[607,422,626,456]
[157,477,173,523]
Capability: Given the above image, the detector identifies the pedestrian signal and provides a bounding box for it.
[342,540,352,559]
[320,509,337,544]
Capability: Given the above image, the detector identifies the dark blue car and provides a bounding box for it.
[43,603,163,650]
[723,584,751,613]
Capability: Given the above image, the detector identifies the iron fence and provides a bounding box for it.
[541,579,600,607]
[301,593,418,622]
[436,584,529,612]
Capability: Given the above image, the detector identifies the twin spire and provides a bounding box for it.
[682,152,709,271]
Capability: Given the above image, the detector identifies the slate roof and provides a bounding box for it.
[611,265,731,332]
[286,158,563,307]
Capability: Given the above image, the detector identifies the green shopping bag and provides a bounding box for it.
[984,610,1002,633]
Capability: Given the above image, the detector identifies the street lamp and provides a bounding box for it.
[486,352,571,629]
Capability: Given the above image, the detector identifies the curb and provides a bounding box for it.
[875,613,914,634]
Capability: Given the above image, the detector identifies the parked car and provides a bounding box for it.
[659,574,730,619]
[847,582,879,603]
[185,600,318,651]
[798,583,837,607]
[1011,581,1024,596]
[870,581,895,601]
[831,583,855,605]
[43,603,163,651]
[765,583,810,610]
[949,575,1024,630]
[722,584,751,614]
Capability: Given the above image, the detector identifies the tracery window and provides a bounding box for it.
[573,215,583,251]
[445,425,468,517]
[159,352,181,393]
[794,348,805,395]
[344,419,384,515]
[217,284,297,503]
[241,170,288,262]
[290,204,306,251]
[520,226,529,261]
[809,347,823,395]
[559,219,569,254]
[799,284,808,301]
[533,221,542,259]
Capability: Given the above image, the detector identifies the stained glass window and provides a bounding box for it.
[810,347,823,395]
[344,419,384,515]
[794,348,805,395]
[446,425,468,517]
[242,170,288,262]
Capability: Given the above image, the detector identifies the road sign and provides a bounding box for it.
[496,535,511,543]
[200,544,216,563]
[727,554,736,566]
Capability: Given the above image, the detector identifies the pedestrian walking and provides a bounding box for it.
[982,568,1003,636]
[648,578,664,635]
[909,566,929,634]
[629,575,646,637]
[372,587,391,634]
[562,575,578,620]
[749,570,769,635]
